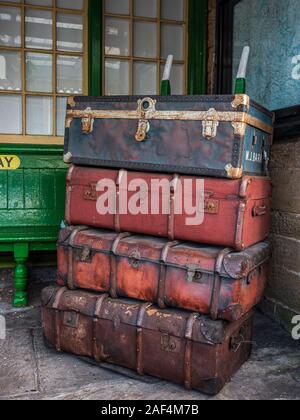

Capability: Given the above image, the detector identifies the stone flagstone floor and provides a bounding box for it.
[0,275,299,400]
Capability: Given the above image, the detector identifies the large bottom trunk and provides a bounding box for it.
[42,286,254,396]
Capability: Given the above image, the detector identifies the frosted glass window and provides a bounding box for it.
[0,6,21,47]
[26,53,52,93]
[26,96,53,135]
[105,59,130,95]
[233,0,300,110]
[134,0,157,18]
[0,51,21,91]
[160,64,184,95]
[105,0,129,15]
[57,13,83,52]
[161,0,184,21]
[57,55,83,94]
[25,0,52,6]
[134,62,157,95]
[25,9,53,50]
[57,0,83,10]
[134,22,157,58]
[0,95,22,134]
[56,96,67,136]
[105,18,130,56]
[161,24,184,60]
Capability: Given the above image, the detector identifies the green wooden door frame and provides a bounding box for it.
[88,0,208,96]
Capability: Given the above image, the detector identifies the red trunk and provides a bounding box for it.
[42,286,254,396]
[57,226,270,322]
[65,166,272,250]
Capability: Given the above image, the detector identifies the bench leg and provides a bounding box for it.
[13,243,29,307]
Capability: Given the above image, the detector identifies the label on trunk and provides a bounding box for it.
[0,155,21,171]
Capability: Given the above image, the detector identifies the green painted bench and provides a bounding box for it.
[0,144,66,307]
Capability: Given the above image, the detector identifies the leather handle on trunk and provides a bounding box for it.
[252,205,267,217]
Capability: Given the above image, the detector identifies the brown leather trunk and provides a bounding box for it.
[65,166,272,250]
[57,227,270,322]
[42,286,254,396]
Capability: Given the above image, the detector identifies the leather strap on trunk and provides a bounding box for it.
[157,241,180,308]
[110,232,132,298]
[184,313,199,390]
[114,169,127,233]
[136,303,153,375]
[92,294,110,362]
[67,226,89,290]
[168,174,180,240]
[210,248,232,320]
[53,287,68,352]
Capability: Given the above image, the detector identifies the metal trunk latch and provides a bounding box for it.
[63,311,79,328]
[202,108,219,140]
[81,107,94,134]
[161,333,180,353]
[129,249,141,269]
[186,265,203,283]
[135,98,157,142]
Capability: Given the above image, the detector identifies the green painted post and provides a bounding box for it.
[13,243,29,307]
[188,0,208,94]
[89,0,103,96]
[161,55,173,96]
[234,46,250,94]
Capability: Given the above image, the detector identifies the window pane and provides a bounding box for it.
[105,59,129,95]
[57,13,83,52]
[25,8,53,50]
[57,0,83,10]
[134,0,157,18]
[26,96,53,135]
[161,0,184,21]
[0,51,21,91]
[161,24,184,60]
[133,62,157,95]
[26,53,52,93]
[3,0,21,3]
[57,55,83,94]
[105,0,129,15]
[134,22,157,58]
[105,18,130,56]
[56,97,67,136]
[0,6,21,47]
[0,95,22,134]
[160,63,184,94]
[25,0,52,6]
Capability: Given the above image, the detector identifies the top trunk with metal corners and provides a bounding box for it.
[64,94,274,179]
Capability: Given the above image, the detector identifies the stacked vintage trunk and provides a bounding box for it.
[42,94,274,395]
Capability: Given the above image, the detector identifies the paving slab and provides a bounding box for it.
[0,328,38,398]
[0,291,299,400]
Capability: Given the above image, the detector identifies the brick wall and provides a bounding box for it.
[205,0,300,332]
[260,139,300,332]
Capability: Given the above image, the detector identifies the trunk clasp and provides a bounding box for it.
[135,98,157,142]
[202,108,219,140]
[81,107,94,134]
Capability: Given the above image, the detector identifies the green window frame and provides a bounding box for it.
[88,0,208,96]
